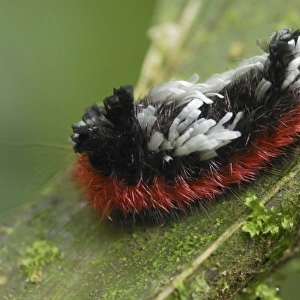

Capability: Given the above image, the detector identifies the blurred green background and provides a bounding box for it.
[1,0,300,299]
[0,0,156,221]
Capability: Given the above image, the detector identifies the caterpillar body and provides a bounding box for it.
[71,28,300,222]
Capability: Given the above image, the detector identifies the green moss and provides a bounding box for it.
[242,195,294,238]
[20,240,62,283]
[221,281,229,293]
[172,282,191,300]
[171,272,211,299]
[239,283,282,300]
[215,218,222,228]
[194,272,210,295]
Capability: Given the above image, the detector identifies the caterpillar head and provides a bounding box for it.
[71,86,146,185]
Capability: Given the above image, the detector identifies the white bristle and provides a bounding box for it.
[207,131,241,141]
[290,78,300,90]
[281,41,300,90]
[178,134,207,154]
[186,98,203,110]
[142,52,269,160]
[148,131,164,152]
[282,69,300,90]
[227,112,244,130]
[256,80,272,101]
[176,107,190,120]
[174,128,193,148]
[77,120,86,127]
[138,105,157,133]
[195,92,214,104]
[194,139,219,151]
[199,150,218,161]
[190,119,217,136]
[169,87,186,95]
[164,155,173,162]
[168,130,180,144]
[160,140,173,151]
[176,110,201,133]
[207,113,233,133]
[288,39,295,47]
[295,37,300,52]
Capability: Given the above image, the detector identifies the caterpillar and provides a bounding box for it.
[71,28,300,223]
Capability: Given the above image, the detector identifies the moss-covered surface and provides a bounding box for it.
[1,0,300,299]
[20,240,62,283]
[164,160,300,299]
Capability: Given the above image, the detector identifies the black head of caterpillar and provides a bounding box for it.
[71,28,300,221]
[72,86,147,185]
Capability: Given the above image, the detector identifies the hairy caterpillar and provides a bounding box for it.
[71,28,300,222]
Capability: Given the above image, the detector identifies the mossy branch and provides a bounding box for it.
[1,1,300,299]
